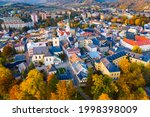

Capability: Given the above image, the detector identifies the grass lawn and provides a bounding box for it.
[57,68,66,74]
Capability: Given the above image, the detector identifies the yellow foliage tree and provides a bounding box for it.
[50,80,76,100]
[118,58,130,74]
[135,19,141,26]
[132,46,142,54]
[20,69,46,100]
[0,65,14,98]
[98,93,110,100]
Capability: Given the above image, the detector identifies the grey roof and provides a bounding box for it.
[128,52,150,62]
[107,51,127,62]
[88,43,96,48]
[101,58,120,72]
[33,46,51,56]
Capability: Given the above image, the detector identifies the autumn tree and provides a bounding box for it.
[132,46,142,54]
[9,85,21,100]
[135,19,141,26]
[118,58,130,74]
[128,19,135,25]
[50,80,76,100]
[47,74,59,99]
[143,64,150,87]
[98,93,110,100]
[116,62,146,100]
[0,65,14,99]
[2,45,14,58]
[19,69,47,100]
[91,74,118,100]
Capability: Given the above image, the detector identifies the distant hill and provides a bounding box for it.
[1,0,117,4]
[117,0,150,11]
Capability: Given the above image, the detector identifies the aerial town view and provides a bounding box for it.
[0,0,150,100]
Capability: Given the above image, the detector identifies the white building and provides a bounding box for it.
[86,43,97,52]
[32,46,62,66]
[31,13,38,23]
[27,42,47,56]
[1,17,34,29]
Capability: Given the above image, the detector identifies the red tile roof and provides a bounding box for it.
[124,36,150,46]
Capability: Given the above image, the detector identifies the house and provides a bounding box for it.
[14,54,26,62]
[128,52,150,66]
[18,62,27,73]
[14,43,25,53]
[66,47,81,57]
[69,53,83,64]
[47,65,57,75]
[86,43,97,52]
[71,62,88,85]
[95,58,120,80]
[88,51,101,60]
[27,42,47,56]
[32,46,62,66]
[121,36,150,51]
[95,51,127,79]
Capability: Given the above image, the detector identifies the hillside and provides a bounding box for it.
[117,0,150,11]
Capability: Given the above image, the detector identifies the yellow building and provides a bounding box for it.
[128,52,150,66]
[95,51,150,79]
[95,58,120,80]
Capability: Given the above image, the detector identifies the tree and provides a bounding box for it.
[85,67,94,97]
[28,62,35,71]
[135,19,141,26]
[98,93,110,100]
[118,58,130,74]
[116,62,146,100]
[9,85,20,100]
[0,65,14,99]
[143,64,150,87]
[91,74,117,99]
[47,74,59,99]
[0,57,6,65]
[132,46,142,54]
[19,69,46,100]
[129,19,135,25]
[50,80,76,100]
[2,45,13,58]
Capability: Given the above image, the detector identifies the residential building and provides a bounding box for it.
[121,36,150,51]
[1,17,33,29]
[31,13,38,23]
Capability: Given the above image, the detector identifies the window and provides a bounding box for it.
[49,58,51,61]
[39,56,41,59]
[46,58,48,61]
[35,56,37,59]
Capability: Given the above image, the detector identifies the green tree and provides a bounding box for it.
[28,62,35,71]
[0,57,6,65]
[85,67,94,97]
